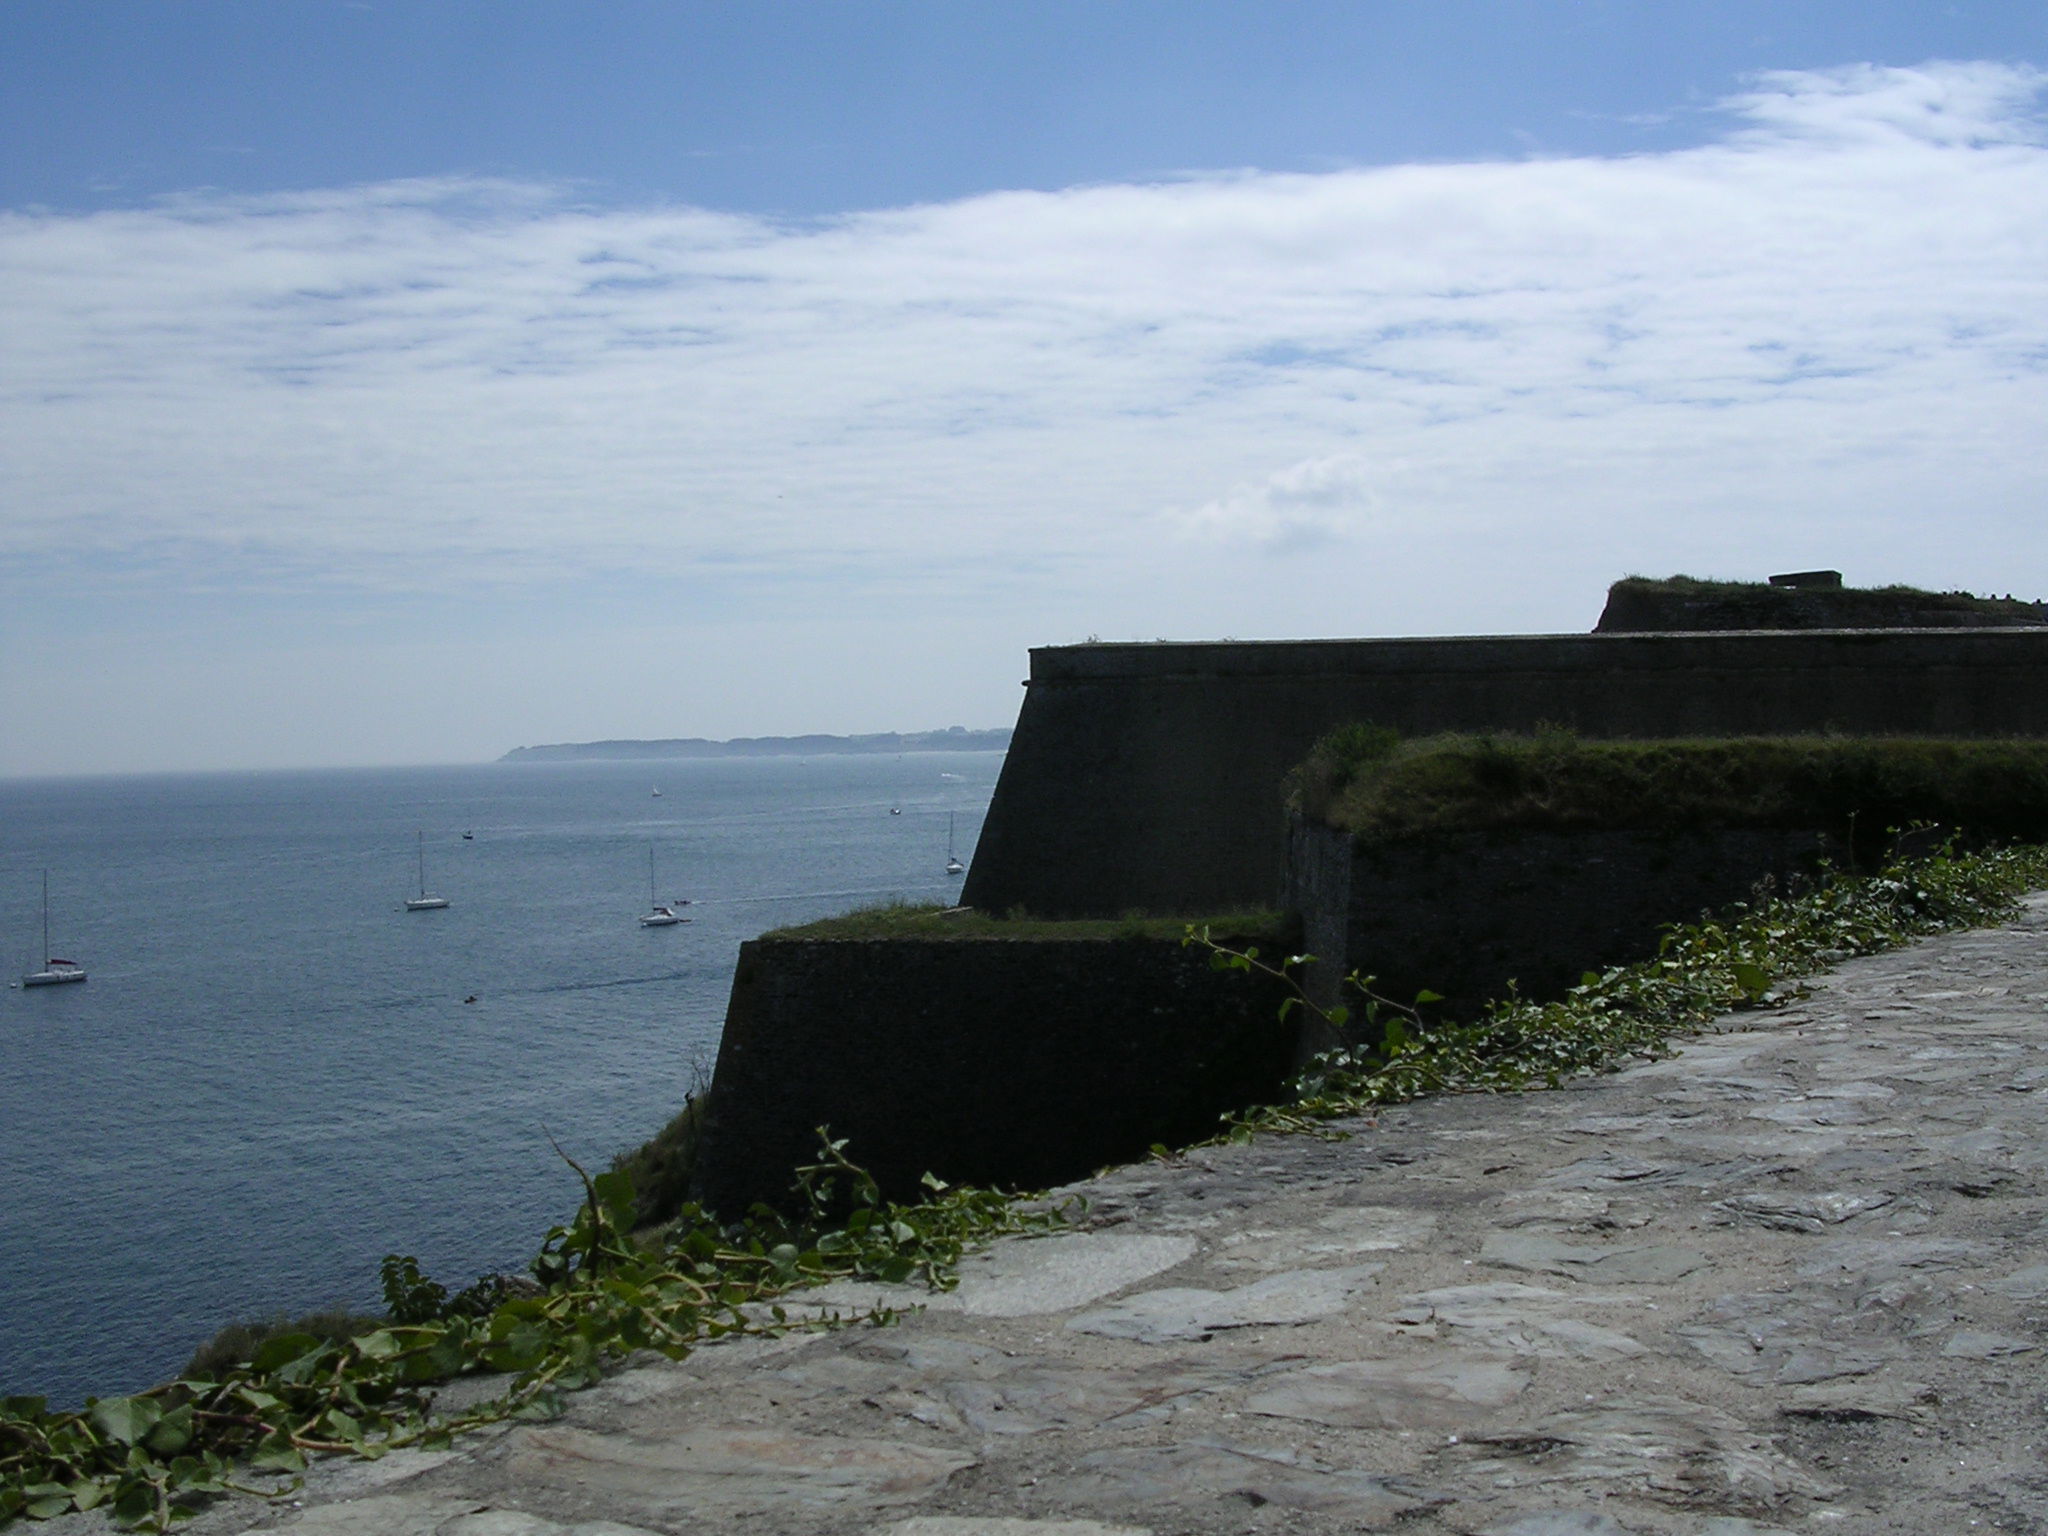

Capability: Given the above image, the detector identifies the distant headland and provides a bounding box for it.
[499,726,1010,762]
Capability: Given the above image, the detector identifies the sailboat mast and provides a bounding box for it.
[42,869,50,965]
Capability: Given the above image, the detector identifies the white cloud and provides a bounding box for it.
[3,61,2048,767]
[1178,454,1381,550]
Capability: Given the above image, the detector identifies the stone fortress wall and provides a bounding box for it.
[963,586,2048,919]
[695,574,2048,1212]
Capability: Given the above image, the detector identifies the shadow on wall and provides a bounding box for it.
[689,931,1296,1217]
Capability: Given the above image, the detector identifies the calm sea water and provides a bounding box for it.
[0,753,997,1407]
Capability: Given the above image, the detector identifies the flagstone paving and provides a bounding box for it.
[88,895,2048,1533]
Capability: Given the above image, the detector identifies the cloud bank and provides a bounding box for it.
[3,61,2046,608]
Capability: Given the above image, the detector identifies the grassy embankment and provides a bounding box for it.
[1297,725,2048,854]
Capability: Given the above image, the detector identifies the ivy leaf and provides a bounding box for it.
[142,1404,195,1456]
[89,1395,161,1446]
[251,1332,322,1374]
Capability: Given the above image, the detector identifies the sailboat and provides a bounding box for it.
[403,830,450,911]
[22,870,86,987]
[640,847,690,926]
[944,813,965,877]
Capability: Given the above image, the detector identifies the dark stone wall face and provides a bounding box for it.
[1289,820,1833,1024]
[691,935,1297,1216]
[962,629,2048,918]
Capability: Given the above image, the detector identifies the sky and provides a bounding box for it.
[4,2,2047,775]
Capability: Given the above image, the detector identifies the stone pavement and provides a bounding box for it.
[93,897,2048,1534]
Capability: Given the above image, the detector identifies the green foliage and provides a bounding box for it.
[1299,730,2048,852]
[1192,840,2048,1140]
[1,1137,1070,1532]
[609,1090,709,1232]
[179,1311,386,1387]
[378,1256,447,1326]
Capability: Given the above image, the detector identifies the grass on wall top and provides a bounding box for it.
[1297,726,2048,849]
[1606,573,2048,624]
[763,902,1285,942]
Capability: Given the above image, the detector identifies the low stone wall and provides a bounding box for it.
[1288,817,1833,1024]
[691,933,1296,1215]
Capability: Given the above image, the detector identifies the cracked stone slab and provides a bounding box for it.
[877,1523,1154,1536]
[1793,1236,1989,1281]
[439,1512,667,1536]
[1463,1398,1838,1507]
[1711,1190,1894,1232]
[1052,1441,1445,1519]
[1389,1283,1649,1361]
[1209,1206,1438,1270]
[1480,1231,1707,1284]
[1940,1330,2037,1358]
[1475,1515,1637,1536]
[273,1497,499,1536]
[808,1337,1269,1436]
[1986,1262,2048,1298]
[789,1233,1198,1320]
[1679,1307,1904,1386]
[271,1499,667,1536]
[1065,1264,1382,1342]
[1780,1379,1938,1423]
[499,1426,975,1517]
[1245,1356,1530,1427]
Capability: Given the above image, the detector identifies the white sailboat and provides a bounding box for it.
[403,830,450,911]
[945,813,965,877]
[22,870,86,987]
[640,847,689,926]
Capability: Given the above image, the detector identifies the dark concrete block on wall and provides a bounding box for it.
[1287,817,1835,1025]
[691,934,1297,1216]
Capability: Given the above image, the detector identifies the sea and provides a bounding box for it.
[0,752,999,1408]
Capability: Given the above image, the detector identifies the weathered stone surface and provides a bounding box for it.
[439,1512,666,1536]
[1245,1356,1529,1427]
[501,1425,976,1517]
[277,1497,495,1536]
[1208,1206,1437,1270]
[1711,1190,1893,1231]
[121,894,2048,1536]
[1051,1441,1444,1520]
[877,1522,1152,1536]
[1474,1514,1635,1536]
[1390,1284,1649,1360]
[1064,1264,1382,1342]
[1939,1330,2036,1358]
[791,1234,1197,1321]
[1465,1398,1838,1506]
[1480,1231,1707,1284]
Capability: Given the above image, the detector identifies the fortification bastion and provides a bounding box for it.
[964,601,2048,919]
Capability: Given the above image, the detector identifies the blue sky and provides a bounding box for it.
[4,3,2048,772]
